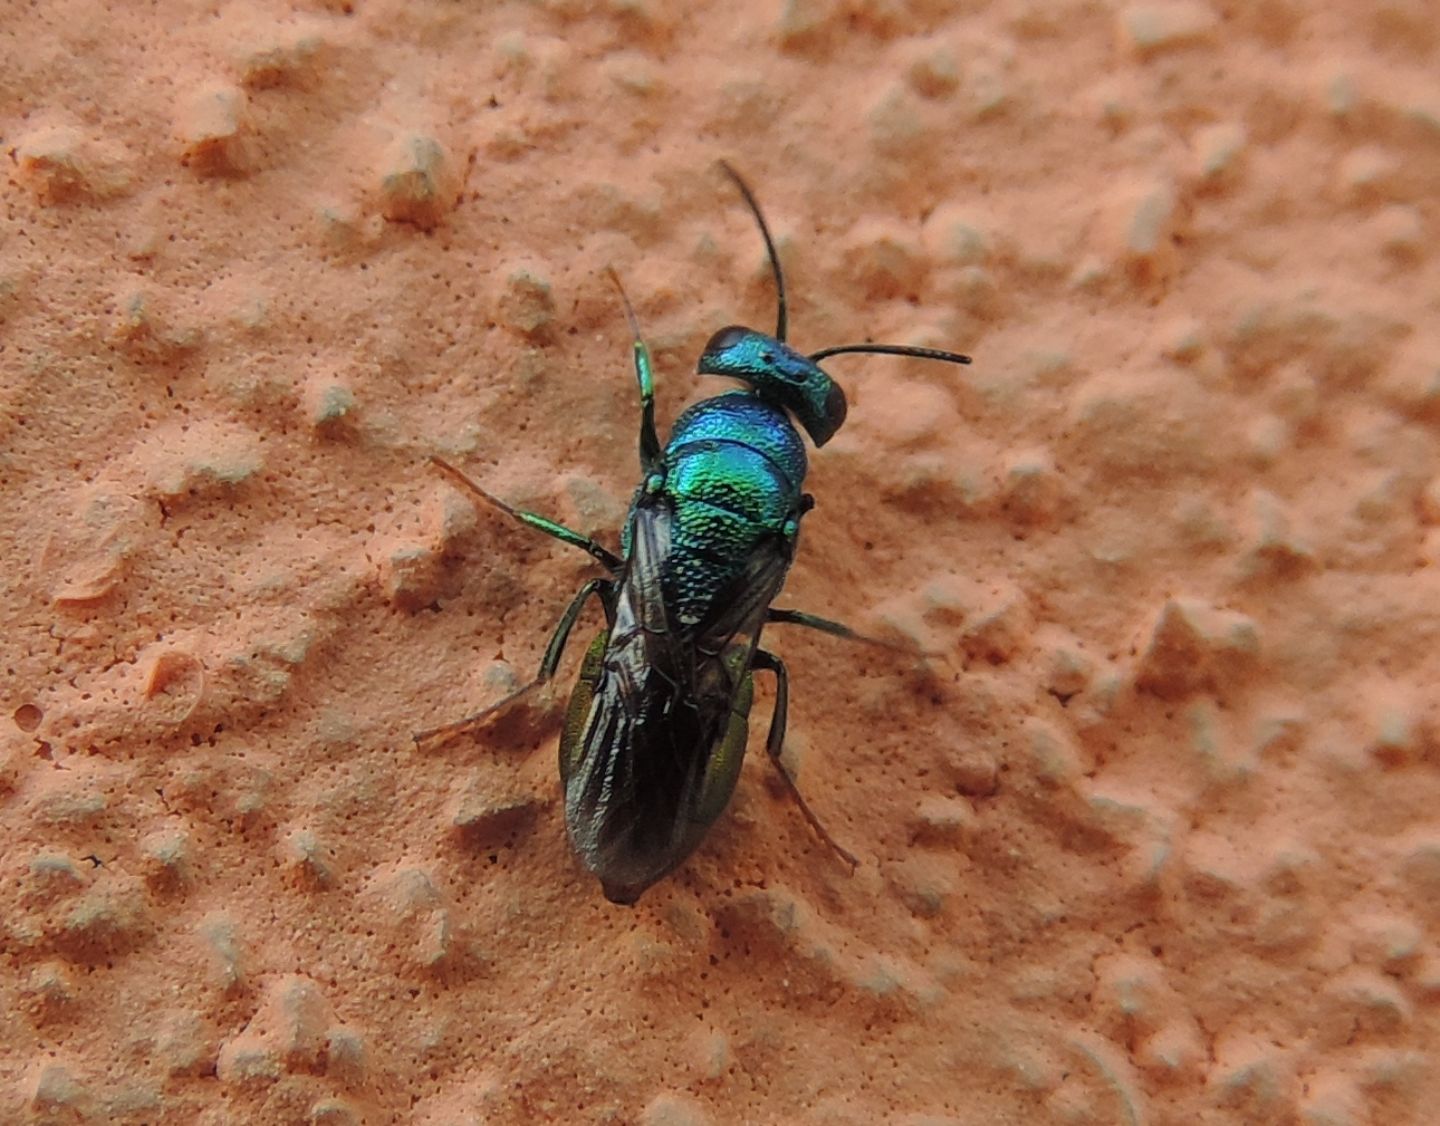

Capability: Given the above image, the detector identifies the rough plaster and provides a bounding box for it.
[3,1,1439,1123]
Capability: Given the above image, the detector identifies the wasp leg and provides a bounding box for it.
[765,607,939,658]
[751,650,860,872]
[414,577,615,751]
[428,456,623,574]
[605,268,661,471]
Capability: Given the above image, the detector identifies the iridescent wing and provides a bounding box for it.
[560,494,788,903]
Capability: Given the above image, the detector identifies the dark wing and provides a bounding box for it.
[687,530,792,663]
[561,496,791,903]
[563,497,702,896]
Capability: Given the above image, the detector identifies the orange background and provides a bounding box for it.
[3,1,1438,1122]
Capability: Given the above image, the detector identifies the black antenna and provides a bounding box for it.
[809,343,972,366]
[718,161,788,343]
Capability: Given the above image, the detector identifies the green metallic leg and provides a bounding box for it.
[429,456,622,573]
[766,607,938,657]
[751,650,859,871]
[605,268,660,470]
[414,577,614,751]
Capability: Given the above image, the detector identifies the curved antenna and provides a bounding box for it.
[604,265,643,340]
[809,343,973,366]
[718,161,788,343]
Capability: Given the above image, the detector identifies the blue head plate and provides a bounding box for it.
[702,163,971,449]
[697,325,847,447]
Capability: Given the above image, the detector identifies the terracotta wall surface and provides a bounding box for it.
[3,1,1438,1122]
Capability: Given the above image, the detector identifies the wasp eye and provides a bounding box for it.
[704,325,750,353]
[761,351,775,363]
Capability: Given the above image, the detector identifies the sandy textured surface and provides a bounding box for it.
[4,1,1440,1123]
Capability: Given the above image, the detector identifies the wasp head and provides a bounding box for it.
[697,325,847,447]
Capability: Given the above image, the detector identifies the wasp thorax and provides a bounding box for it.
[697,325,847,447]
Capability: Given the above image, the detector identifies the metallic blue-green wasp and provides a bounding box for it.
[418,165,971,904]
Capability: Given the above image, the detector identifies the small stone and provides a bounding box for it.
[1067,366,1216,481]
[279,829,336,889]
[1367,691,1424,766]
[174,82,250,175]
[379,543,445,612]
[103,1083,163,1118]
[254,975,335,1072]
[1297,1069,1365,1126]
[776,0,842,49]
[1336,145,1397,203]
[1093,953,1170,1036]
[1187,698,1254,786]
[199,913,247,991]
[906,46,960,99]
[1208,1034,1297,1116]
[55,883,150,963]
[1350,912,1422,971]
[1319,967,1411,1042]
[216,1039,283,1086]
[688,1028,730,1080]
[921,202,993,266]
[326,1026,368,1088]
[311,1098,363,1126]
[1398,836,1440,920]
[946,748,999,798]
[26,852,88,903]
[1252,705,1305,760]
[450,778,544,849]
[888,854,957,918]
[640,1091,714,1126]
[910,795,978,844]
[965,56,1010,118]
[18,962,77,1024]
[1123,180,1177,258]
[141,829,191,893]
[1244,414,1289,466]
[110,287,205,360]
[1022,716,1085,788]
[144,420,264,497]
[378,134,457,230]
[1135,1020,1205,1081]
[999,447,1064,526]
[308,381,357,430]
[841,219,925,300]
[603,50,660,96]
[1376,332,1440,417]
[959,584,1032,664]
[41,488,148,604]
[155,1011,214,1077]
[1369,204,1423,262]
[235,26,327,88]
[1119,2,1218,55]
[34,779,108,826]
[1158,315,1206,362]
[1192,121,1246,185]
[1238,489,1314,578]
[369,866,462,971]
[30,1062,92,1117]
[1324,71,1357,117]
[1134,597,1260,699]
[867,84,926,156]
[13,125,129,203]
[496,264,556,337]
